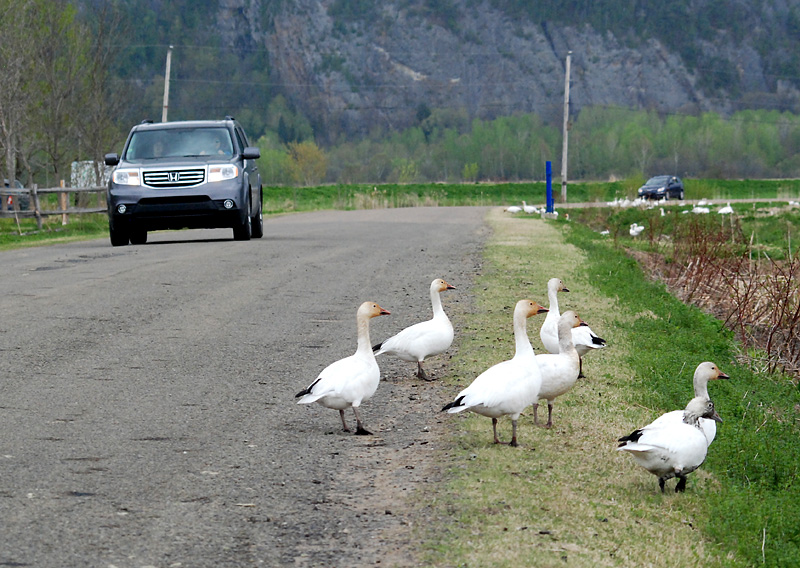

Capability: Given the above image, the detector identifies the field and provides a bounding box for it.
[421,210,799,567]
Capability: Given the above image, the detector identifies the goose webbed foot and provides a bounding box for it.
[416,362,435,381]
[353,408,372,435]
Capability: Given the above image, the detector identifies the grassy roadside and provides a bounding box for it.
[423,209,800,567]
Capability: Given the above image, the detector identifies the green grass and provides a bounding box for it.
[0,213,108,250]
[4,178,800,250]
[422,211,800,567]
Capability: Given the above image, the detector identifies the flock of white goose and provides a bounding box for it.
[295,277,727,493]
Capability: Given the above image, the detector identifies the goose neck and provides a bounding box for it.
[430,288,445,317]
[355,315,374,355]
[547,286,560,316]
[513,312,534,357]
[692,373,710,399]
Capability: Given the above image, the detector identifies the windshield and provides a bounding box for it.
[125,127,234,160]
[645,176,670,186]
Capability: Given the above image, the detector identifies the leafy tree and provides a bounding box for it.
[285,140,328,186]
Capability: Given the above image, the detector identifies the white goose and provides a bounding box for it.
[618,396,722,492]
[647,362,729,444]
[717,203,734,215]
[373,278,455,381]
[539,278,606,376]
[534,311,582,428]
[442,300,548,447]
[629,223,645,237]
[296,301,390,435]
[505,205,522,213]
[522,201,537,214]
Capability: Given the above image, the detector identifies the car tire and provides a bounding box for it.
[233,198,252,241]
[130,226,148,245]
[251,190,263,239]
[109,224,130,247]
[679,189,685,200]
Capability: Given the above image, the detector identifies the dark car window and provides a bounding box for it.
[233,127,247,154]
[126,127,234,160]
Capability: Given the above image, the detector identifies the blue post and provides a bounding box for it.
[546,161,554,213]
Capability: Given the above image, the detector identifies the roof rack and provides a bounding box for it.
[224,115,236,121]
[141,119,153,124]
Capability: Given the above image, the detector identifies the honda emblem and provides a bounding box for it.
[168,171,180,183]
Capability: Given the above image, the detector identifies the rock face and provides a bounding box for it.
[215,0,794,140]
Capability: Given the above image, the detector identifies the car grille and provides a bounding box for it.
[143,168,205,188]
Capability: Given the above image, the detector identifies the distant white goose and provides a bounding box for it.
[629,223,645,237]
[647,362,729,444]
[539,278,606,373]
[296,301,390,435]
[442,300,548,447]
[522,201,537,214]
[373,278,455,380]
[692,206,710,214]
[717,203,734,215]
[534,311,583,428]
[505,205,522,213]
[618,396,722,492]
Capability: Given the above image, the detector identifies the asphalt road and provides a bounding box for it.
[0,207,489,567]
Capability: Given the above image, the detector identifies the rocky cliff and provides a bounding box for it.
[214,0,797,141]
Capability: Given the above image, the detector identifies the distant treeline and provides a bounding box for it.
[256,106,800,185]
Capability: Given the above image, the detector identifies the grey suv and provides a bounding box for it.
[104,118,263,246]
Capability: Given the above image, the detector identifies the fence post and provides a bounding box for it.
[32,184,43,231]
[60,180,68,225]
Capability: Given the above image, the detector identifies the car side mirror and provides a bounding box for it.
[104,153,120,166]
[242,147,260,160]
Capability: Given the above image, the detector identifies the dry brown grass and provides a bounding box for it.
[422,208,734,567]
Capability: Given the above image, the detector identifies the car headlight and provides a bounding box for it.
[112,168,141,186]
[657,186,666,193]
[208,165,238,183]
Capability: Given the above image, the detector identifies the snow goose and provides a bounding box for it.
[618,396,722,492]
[522,201,537,214]
[629,223,645,237]
[647,362,729,444]
[373,278,455,380]
[717,203,734,215]
[534,311,583,428]
[539,277,606,365]
[296,301,390,435]
[441,300,548,447]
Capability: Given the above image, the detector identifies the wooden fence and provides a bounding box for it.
[0,185,106,230]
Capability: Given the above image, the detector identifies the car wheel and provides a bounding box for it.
[130,226,147,245]
[233,199,252,241]
[679,189,685,200]
[109,223,130,247]
[251,191,264,239]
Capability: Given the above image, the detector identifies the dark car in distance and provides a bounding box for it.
[104,117,263,246]
[637,175,684,200]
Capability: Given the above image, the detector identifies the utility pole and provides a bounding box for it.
[560,50,572,202]
[161,45,173,123]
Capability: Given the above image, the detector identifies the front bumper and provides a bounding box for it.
[108,179,247,231]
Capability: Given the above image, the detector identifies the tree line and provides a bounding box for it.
[0,0,125,189]
[257,106,800,185]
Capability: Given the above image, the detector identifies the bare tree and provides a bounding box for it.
[28,1,87,183]
[0,1,36,185]
[74,2,128,185]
